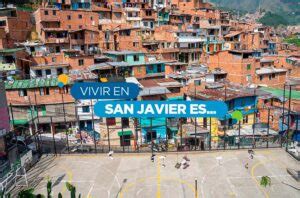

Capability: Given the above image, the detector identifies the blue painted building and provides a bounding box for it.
[104,51,145,65]
[54,0,91,10]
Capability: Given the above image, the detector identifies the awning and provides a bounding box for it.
[118,130,133,136]
[224,31,241,38]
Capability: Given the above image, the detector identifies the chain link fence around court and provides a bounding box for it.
[31,114,284,155]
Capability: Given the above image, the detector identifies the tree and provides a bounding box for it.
[260,176,271,187]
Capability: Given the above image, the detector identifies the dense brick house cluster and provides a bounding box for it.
[0,0,299,152]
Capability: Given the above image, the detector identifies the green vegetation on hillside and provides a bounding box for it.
[258,12,288,27]
[209,0,300,26]
[283,36,300,47]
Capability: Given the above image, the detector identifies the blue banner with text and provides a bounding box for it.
[70,82,140,100]
[94,101,228,118]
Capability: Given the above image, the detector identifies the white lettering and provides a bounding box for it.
[80,87,89,96]
[105,104,113,114]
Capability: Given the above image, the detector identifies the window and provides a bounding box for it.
[133,55,139,61]
[272,73,275,78]
[45,88,50,95]
[246,75,252,82]
[18,89,27,97]
[36,70,42,77]
[133,42,139,47]
[228,100,234,110]
[243,115,248,124]
[68,25,71,29]
[82,106,90,113]
[106,117,116,126]
[79,25,82,29]
[137,67,142,73]
[39,87,50,96]
[44,10,48,15]
[259,75,263,81]
[157,64,162,73]
[78,59,84,66]
[39,88,44,96]
[45,69,51,76]
[120,135,131,146]
[269,75,272,80]
[0,20,6,27]
[194,80,201,86]
[53,10,56,15]
[78,14,82,19]
[105,31,110,40]
[90,16,93,20]
[67,15,71,20]
[57,68,63,75]
[146,10,152,16]
[247,64,251,70]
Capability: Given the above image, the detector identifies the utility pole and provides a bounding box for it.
[107,118,111,152]
[281,84,286,147]
[252,88,257,149]
[209,117,212,150]
[33,89,42,152]
[91,99,97,153]
[267,108,270,148]
[9,103,15,131]
[121,118,125,152]
[238,120,241,149]
[286,85,292,151]
[28,96,40,153]
[165,118,168,151]
[194,117,197,150]
[74,103,82,153]
[50,116,57,155]
[61,90,69,153]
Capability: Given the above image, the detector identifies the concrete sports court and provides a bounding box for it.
[19,149,299,198]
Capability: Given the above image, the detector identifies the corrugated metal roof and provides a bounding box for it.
[139,87,171,96]
[89,63,113,71]
[178,37,205,43]
[107,61,130,67]
[256,67,287,75]
[0,48,24,54]
[104,50,144,55]
[224,31,242,38]
[144,60,173,65]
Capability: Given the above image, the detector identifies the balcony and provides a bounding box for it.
[70,39,84,45]
[99,18,112,24]
[126,16,141,21]
[124,7,140,12]
[44,37,69,44]
[92,3,111,12]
